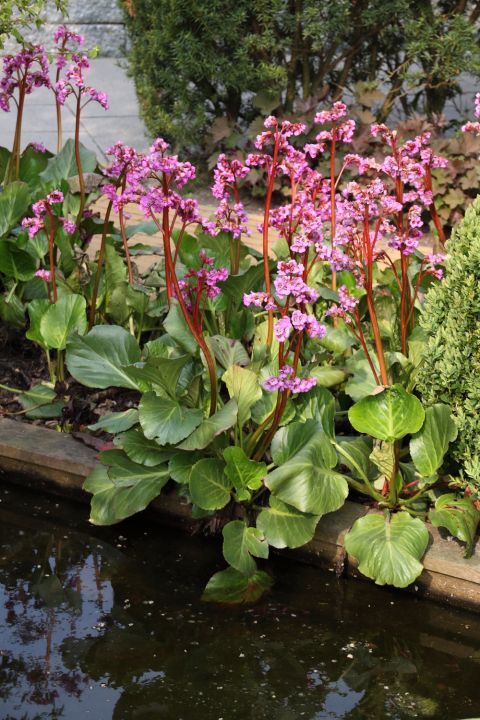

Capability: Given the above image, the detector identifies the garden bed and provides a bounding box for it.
[1,416,479,613]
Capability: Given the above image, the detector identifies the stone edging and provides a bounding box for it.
[1,417,479,612]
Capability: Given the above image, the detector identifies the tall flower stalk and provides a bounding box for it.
[52,25,85,153]
[0,46,50,182]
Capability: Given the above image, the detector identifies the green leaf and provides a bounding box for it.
[66,325,141,389]
[101,449,170,487]
[26,298,50,349]
[209,335,250,369]
[410,404,458,477]
[202,567,273,604]
[336,437,377,481]
[126,219,158,238]
[0,240,36,280]
[39,139,97,183]
[370,442,395,478]
[88,409,139,433]
[348,385,425,442]
[19,145,51,188]
[294,386,335,437]
[164,301,198,354]
[310,366,346,388]
[16,383,65,419]
[178,399,238,451]
[271,419,337,467]
[139,392,203,445]
[0,181,31,236]
[257,496,320,549]
[222,520,269,576]
[123,355,190,398]
[344,512,429,587]
[189,458,231,510]
[168,452,203,484]
[429,493,480,558]
[39,293,87,350]
[223,446,266,501]
[115,427,173,466]
[344,354,379,402]
[222,365,262,427]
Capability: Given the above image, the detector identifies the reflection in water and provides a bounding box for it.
[0,483,480,720]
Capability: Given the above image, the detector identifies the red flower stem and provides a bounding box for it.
[364,212,389,385]
[161,175,173,303]
[263,135,280,349]
[352,309,380,384]
[330,130,337,293]
[46,209,58,303]
[118,178,134,285]
[55,39,67,153]
[172,222,186,268]
[9,75,27,182]
[425,166,446,247]
[89,198,114,330]
[74,92,86,226]
[150,211,217,415]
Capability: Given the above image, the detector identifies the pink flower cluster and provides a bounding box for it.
[174,250,229,311]
[462,93,480,134]
[0,46,50,112]
[21,190,70,237]
[55,54,108,110]
[263,365,317,394]
[54,25,85,69]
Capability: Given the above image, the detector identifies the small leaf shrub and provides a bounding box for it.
[417,197,480,492]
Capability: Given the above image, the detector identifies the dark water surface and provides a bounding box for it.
[0,483,479,720]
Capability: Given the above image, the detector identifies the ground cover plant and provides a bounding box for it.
[1,27,479,603]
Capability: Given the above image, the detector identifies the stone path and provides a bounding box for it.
[0,58,149,157]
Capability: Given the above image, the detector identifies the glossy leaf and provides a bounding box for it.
[202,567,273,604]
[348,385,425,442]
[0,180,30,236]
[344,512,429,587]
[336,437,377,481]
[115,427,173,466]
[430,493,480,557]
[168,452,203,484]
[26,298,50,349]
[123,355,190,398]
[257,496,320,549]
[222,365,262,426]
[40,293,87,350]
[101,449,170,489]
[189,458,231,510]
[223,446,266,501]
[88,409,139,434]
[39,138,97,183]
[310,366,347,388]
[139,392,203,445]
[222,520,268,576]
[410,403,458,477]
[178,399,238,451]
[164,301,198,354]
[0,240,36,280]
[209,335,250,369]
[294,387,335,437]
[66,325,141,389]
[16,383,65,419]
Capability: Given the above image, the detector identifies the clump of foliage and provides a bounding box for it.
[122,0,480,155]
[0,0,67,48]
[417,196,480,493]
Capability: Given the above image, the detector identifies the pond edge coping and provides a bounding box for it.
[1,416,479,612]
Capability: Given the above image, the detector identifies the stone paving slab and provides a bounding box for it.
[0,58,149,157]
[1,416,479,613]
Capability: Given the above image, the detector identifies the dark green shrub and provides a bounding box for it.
[122,0,480,156]
[417,197,480,488]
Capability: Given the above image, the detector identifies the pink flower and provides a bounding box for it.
[35,268,52,282]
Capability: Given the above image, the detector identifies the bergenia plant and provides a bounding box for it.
[54,102,480,599]
[52,25,85,153]
[0,45,50,182]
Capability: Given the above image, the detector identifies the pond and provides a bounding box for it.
[0,482,479,720]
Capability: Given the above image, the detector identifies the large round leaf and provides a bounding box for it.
[115,427,174,467]
[178,399,237,451]
[222,365,262,426]
[256,496,320,549]
[40,293,87,350]
[344,511,429,588]
[66,325,141,389]
[429,493,480,558]
[348,385,425,442]
[267,421,347,517]
[189,458,231,510]
[139,392,203,445]
[0,180,31,236]
[201,567,273,604]
[0,240,36,280]
[222,520,268,576]
[410,403,458,477]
